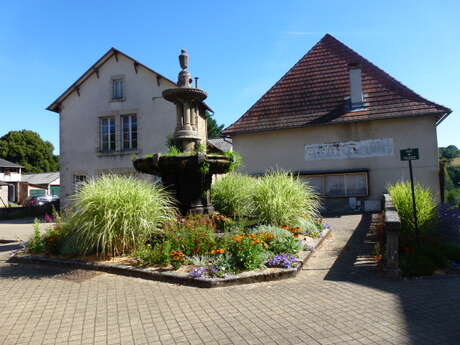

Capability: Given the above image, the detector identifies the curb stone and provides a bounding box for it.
[8,228,331,288]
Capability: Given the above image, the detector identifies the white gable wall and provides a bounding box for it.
[59,54,177,204]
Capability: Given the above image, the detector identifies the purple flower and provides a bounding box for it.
[304,244,315,251]
[189,266,208,278]
[266,254,301,269]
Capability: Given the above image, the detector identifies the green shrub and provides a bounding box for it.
[229,233,269,270]
[27,219,45,254]
[249,225,302,255]
[211,173,256,218]
[446,188,460,206]
[295,217,323,238]
[400,251,437,277]
[62,175,177,257]
[441,243,460,261]
[224,151,243,172]
[388,181,438,234]
[252,171,320,226]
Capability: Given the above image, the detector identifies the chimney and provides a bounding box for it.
[348,63,363,107]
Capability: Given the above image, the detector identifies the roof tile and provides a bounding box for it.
[224,34,451,135]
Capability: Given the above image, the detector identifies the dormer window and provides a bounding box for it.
[112,78,124,100]
[348,63,366,111]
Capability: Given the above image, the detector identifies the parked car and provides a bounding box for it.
[25,195,59,207]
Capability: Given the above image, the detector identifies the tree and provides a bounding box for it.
[207,115,225,139]
[0,130,59,173]
[439,145,460,160]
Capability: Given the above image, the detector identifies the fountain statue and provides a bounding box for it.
[133,50,233,215]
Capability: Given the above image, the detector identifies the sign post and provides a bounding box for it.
[400,148,420,243]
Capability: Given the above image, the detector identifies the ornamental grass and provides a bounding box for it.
[252,170,321,226]
[388,181,438,234]
[212,171,321,225]
[62,174,177,257]
[211,173,256,218]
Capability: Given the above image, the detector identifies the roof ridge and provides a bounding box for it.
[224,34,451,135]
[224,34,330,134]
[321,34,450,112]
[46,48,177,113]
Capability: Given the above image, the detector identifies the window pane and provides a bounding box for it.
[325,175,345,196]
[345,174,367,196]
[113,79,123,99]
[301,176,323,195]
[122,115,137,150]
[109,119,115,150]
[131,116,137,149]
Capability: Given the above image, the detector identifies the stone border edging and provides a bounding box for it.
[8,228,331,288]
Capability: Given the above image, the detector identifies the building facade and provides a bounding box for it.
[47,48,209,206]
[224,34,452,212]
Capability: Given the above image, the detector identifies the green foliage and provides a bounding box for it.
[225,151,242,172]
[446,188,460,206]
[229,233,268,270]
[0,130,59,173]
[439,145,460,160]
[441,242,460,261]
[295,217,323,238]
[388,182,438,234]
[252,171,321,226]
[212,171,321,226]
[165,146,183,156]
[197,143,207,153]
[27,219,45,254]
[400,250,437,277]
[61,175,177,257]
[199,161,210,174]
[207,115,225,139]
[248,225,302,255]
[211,173,256,218]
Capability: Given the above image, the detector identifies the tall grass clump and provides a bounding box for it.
[62,175,177,257]
[252,171,320,226]
[388,181,438,234]
[211,173,256,218]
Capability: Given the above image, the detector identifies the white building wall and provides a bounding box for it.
[59,54,178,205]
[0,171,21,182]
[232,116,440,208]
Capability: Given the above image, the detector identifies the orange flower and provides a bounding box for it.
[255,239,261,243]
[282,225,289,230]
[264,243,269,248]
[251,233,257,238]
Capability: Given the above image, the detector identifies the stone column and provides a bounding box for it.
[383,194,402,279]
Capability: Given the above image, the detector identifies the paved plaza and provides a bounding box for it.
[1,215,460,345]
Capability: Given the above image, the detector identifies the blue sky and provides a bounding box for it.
[1,1,459,154]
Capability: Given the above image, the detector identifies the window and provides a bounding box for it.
[112,78,124,100]
[73,174,87,192]
[100,117,116,152]
[300,172,368,197]
[122,114,137,150]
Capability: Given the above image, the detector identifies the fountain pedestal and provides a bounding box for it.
[133,50,232,215]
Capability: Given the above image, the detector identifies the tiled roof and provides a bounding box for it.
[22,172,59,185]
[0,158,23,168]
[224,34,451,135]
[208,138,233,152]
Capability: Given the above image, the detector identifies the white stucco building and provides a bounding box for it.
[47,48,209,206]
[224,34,452,212]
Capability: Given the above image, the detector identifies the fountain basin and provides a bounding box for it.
[133,153,232,215]
[162,88,208,103]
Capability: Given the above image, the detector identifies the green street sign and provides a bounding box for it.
[400,148,419,161]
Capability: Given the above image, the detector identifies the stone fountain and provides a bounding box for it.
[133,50,233,215]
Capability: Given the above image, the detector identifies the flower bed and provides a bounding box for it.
[10,213,331,286]
[10,173,332,286]
[10,224,331,287]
